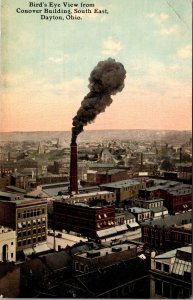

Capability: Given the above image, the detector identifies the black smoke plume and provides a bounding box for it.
[71,58,126,143]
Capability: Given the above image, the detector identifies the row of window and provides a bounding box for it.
[97,213,114,219]
[17,208,46,219]
[156,262,169,273]
[138,213,151,220]
[97,220,114,228]
[17,235,46,247]
[17,218,46,228]
[18,227,46,237]
[74,261,89,273]
[155,280,191,298]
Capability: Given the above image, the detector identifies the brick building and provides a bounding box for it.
[139,180,192,215]
[53,201,115,238]
[0,198,48,255]
[141,211,192,253]
[87,169,130,185]
[100,179,146,203]
[160,188,192,215]
[73,243,137,274]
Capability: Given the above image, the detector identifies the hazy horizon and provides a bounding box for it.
[0,128,192,133]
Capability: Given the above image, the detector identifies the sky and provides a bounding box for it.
[1,0,192,133]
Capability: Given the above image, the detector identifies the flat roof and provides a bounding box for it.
[100,179,141,189]
[141,211,192,229]
[155,245,192,259]
[61,190,115,200]
[97,169,126,175]
[75,243,136,259]
[150,206,168,213]
[129,207,150,213]
[0,198,47,206]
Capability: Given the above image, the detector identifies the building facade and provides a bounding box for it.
[0,198,48,254]
[141,211,192,252]
[53,201,115,238]
[150,246,192,299]
[100,179,146,202]
[0,226,16,262]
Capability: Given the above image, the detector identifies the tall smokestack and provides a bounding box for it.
[70,142,78,195]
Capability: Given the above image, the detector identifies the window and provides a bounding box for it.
[163,282,170,298]
[11,253,13,258]
[156,262,162,270]
[18,213,21,218]
[80,264,84,272]
[155,280,162,296]
[28,239,31,244]
[163,264,169,273]
[11,242,14,245]
[75,261,79,271]
[18,241,21,247]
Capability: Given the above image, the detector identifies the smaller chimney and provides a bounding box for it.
[140,153,143,171]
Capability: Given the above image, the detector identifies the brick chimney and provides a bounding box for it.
[70,142,78,194]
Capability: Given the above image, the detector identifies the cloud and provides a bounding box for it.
[178,45,192,59]
[147,12,179,36]
[48,54,70,64]
[159,24,179,36]
[102,37,123,56]
[148,12,169,24]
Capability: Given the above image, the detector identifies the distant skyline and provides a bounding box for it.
[1,0,192,132]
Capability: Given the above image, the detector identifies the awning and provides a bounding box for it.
[23,247,34,256]
[96,227,117,238]
[128,222,140,228]
[42,217,46,221]
[28,221,31,225]
[33,220,36,224]
[33,243,50,253]
[115,225,128,232]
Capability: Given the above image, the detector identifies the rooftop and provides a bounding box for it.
[75,243,136,259]
[0,198,47,206]
[97,169,126,175]
[129,207,150,213]
[150,206,168,213]
[155,245,192,259]
[100,179,141,189]
[141,211,192,229]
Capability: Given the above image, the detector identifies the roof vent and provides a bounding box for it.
[112,246,122,252]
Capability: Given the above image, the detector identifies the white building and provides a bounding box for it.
[0,226,16,262]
